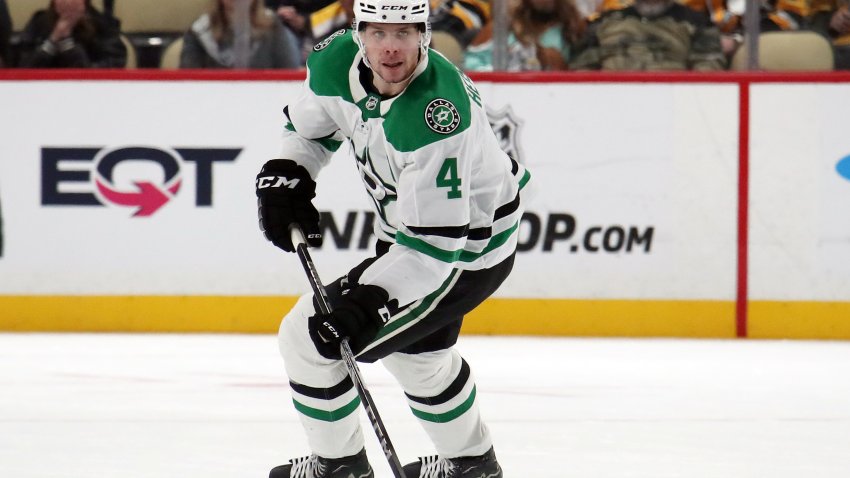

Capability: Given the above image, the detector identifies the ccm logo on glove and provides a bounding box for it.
[255,159,323,252]
[308,284,390,359]
[256,176,301,189]
[321,321,341,339]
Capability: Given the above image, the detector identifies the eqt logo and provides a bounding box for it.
[42,146,240,217]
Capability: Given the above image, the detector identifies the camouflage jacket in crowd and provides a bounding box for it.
[572,2,726,71]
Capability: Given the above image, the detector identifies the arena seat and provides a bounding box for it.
[731,31,835,71]
[8,0,137,68]
[159,37,184,69]
[109,0,210,34]
[120,34,137,68]
[109,0,210,67]
[7,0,207,33]
[430,31,464,67]
[7,0,45,31]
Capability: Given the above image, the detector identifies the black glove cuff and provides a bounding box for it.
[342,284,391,328]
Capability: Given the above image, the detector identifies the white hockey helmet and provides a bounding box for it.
[353,0,432,61]
[354,0,429,24]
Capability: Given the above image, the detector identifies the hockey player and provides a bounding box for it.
[255,0,531,476]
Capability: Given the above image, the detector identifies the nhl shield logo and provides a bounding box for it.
[487,105,525,163]
[425,98,461,134]
[365,96,379,111]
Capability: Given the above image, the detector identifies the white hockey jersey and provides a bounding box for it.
[279,30,531,306]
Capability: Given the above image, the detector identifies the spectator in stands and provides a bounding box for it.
[810,0,850,69]
[755,0,848,69]
[264,0,354,62]
[0,0,11,67]
[465,0,585,70]
[430,0,491,49]
[590,0,742,58]
[572,0,726,70]
[181,0,301,68]
[17,0,126,68]
[761,0,808,31]
[679,0,742,58]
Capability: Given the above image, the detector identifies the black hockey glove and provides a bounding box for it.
[256,159,322,252]
[308,284,390,360]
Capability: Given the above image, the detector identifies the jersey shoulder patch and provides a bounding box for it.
[306,30,358,101]
[383,51,475,153]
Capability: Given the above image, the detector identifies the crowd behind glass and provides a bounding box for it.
[0,0,847,70]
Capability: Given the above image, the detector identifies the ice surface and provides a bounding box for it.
[1,334,848,477]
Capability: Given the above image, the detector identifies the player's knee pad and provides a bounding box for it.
[278,293,319,363]
[381,348,462,396]
[279,293,351,389]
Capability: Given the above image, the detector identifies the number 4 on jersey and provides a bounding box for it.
[436,157,462,199]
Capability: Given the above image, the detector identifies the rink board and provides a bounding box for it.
[1,72,849,338]
[3,296,848,339]
[0,296,735,338]
[747,84,850,339]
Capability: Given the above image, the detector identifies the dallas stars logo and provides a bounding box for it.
[424,98,460,134]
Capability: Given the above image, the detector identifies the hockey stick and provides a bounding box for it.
[290,227,406,478]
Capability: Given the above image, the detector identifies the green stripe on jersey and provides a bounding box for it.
[396,222,519,264]
[314,136,343,152]
[372,269,460,342]
[285,122,343,152]
[409,386,477,423]
[519,169,531,189]
[292,396,360,422]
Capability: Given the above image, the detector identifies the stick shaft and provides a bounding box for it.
[291,228,406,478]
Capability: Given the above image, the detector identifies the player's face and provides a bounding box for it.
[361,23,421,93]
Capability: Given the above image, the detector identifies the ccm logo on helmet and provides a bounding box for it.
[381,5,408,9]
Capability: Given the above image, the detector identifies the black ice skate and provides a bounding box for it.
[269,448,374,478]
[402,447,503,478]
